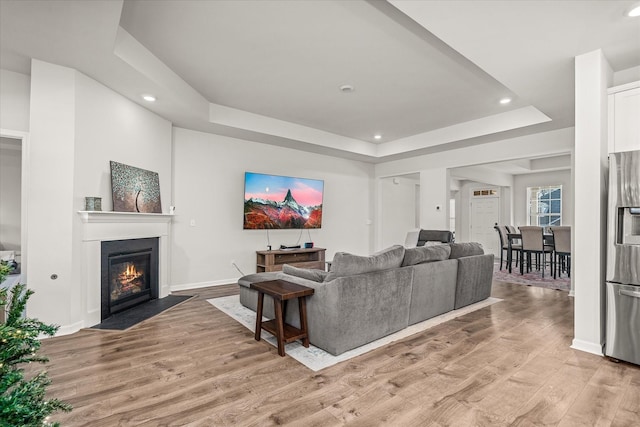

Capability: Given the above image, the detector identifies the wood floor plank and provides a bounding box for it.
[611,367,640,427]
[32,281,639,426]
[557,361,629,427]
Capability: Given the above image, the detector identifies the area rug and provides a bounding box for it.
[493,262,571,292]
[91,295,194,331]
[208,295,502,371]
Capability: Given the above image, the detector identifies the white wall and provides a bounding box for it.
[613,65,640,87]
[419,168,450,231]
[513,169,573,227]
[375,127,573,247]
[26,60,172,331]
[27,60,77,328]
[73,72,172,214]
[379,175,418,248]
[0,138,21,250]
[171,127,374,289]
[0,69,30,132]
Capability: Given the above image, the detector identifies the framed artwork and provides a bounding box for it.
[110,161,162,213]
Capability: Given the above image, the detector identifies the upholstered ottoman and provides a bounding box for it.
[237,272,279,318]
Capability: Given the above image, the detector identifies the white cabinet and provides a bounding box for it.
[608,82,640,153]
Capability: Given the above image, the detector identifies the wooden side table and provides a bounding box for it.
[250,279,314,357]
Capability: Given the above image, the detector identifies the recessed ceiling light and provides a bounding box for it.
[628,4,640,17]
[374,134,382,140]
[142,94,156,102]
[339,84,354,93]
[499,97,512,105]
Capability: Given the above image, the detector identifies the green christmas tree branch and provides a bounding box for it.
[1,269,72,427]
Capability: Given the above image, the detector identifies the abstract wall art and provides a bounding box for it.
[110,161,162,213]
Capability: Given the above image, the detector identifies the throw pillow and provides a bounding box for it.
[402,244,451,267]
[328,244,405,278]
[282,264,328,282]
[448,242,484,259]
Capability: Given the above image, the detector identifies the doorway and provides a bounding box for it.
[470,189,500,256]
[0,130,28,281]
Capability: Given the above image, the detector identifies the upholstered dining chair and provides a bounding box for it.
[494,225,520,270]
[505,225,522,266]
[494,225,507,270]
[551,226,571,278]
[519,226,554,277]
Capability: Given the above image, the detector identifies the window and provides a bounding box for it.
[527,185,562,227]
[473,189,497,196]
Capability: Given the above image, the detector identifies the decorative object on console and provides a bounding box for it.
[84,196,102,211]
[243,172,323,229]
[110,161,162,213]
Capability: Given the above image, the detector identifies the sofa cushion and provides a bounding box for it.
[402,244,451,266]
[237,272,279,288]
[282,264,328,282]
[327,245,405,279]
[448,242,484,259]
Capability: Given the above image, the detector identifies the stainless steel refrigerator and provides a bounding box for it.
[605,149,640,365]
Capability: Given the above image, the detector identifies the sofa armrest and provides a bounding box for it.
[409,259,457,325]
[454,254,494,309]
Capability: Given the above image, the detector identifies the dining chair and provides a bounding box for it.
[550,226,571,278]
[494,225,520,270]
[508,225,524,270]
[506,225,523,251]
[494,225,508,270]
[519,226,554,277]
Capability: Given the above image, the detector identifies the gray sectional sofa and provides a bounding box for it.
[238,242,494,356]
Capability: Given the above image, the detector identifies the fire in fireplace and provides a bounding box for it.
[101,238,159,320]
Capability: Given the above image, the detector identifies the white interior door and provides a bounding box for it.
[470,196,500,256]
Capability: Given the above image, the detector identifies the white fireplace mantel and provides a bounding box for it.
[77,210,173,330]
[78,211,174,224]
[77,211,173,242]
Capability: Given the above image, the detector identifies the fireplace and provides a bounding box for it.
[101,238,159,320]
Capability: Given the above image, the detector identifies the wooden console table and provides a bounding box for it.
[256,247,326,272]
[251,279,315,357]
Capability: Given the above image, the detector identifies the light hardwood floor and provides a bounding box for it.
[39,281,639,426]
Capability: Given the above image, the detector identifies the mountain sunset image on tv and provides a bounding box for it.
[243,172,324,229]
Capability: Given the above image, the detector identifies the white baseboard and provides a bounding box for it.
[571,338,604,356]
[170,278,239,292]
[54,320,84,337]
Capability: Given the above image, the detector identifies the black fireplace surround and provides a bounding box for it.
[101,237,159,321]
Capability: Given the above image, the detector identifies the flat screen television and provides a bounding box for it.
[243,172,323,229]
